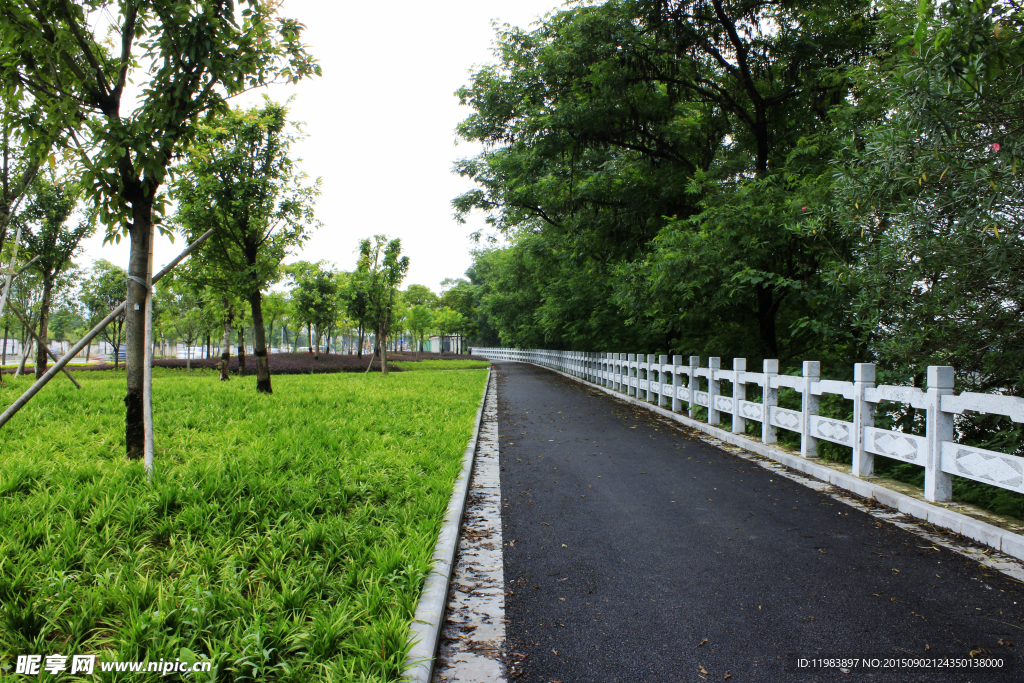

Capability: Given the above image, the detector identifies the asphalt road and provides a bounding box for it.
[495,362,1024,683]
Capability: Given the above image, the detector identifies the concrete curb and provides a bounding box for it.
[403,368,491,683]
[526,362,1024,564]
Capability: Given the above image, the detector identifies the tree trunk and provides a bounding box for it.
[357,324,364,358]
[755,284,780,359]
[34,278,52,379]
[237,327,246,376]
[248,290,272,394]
[220,302,232,381]
[379,321,388,375]
[15,338,31,377]
[124,199,155,460]
[2,321,7,365]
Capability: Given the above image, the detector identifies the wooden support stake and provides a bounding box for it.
[6,301,80,389]
[0,229,214,430]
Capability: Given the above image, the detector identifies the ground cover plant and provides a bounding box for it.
[391,360,491,371]
[0,367,488,681]
[17,352,494,376]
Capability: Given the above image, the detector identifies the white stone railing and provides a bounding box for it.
[471,348,1024,503]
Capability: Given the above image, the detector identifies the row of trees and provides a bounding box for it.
[0,0,320,458]
[2,236,471,379]
[454,0,1023,404]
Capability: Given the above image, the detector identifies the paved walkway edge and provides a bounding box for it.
[524,362,1024,563]
[404,369,491,683]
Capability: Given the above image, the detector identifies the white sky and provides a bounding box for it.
[77,0,564,294]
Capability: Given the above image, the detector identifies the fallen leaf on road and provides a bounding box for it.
[699,665,710,675]
[724,673,731,680]
[551,650,559,656]
[541,522,550,526]
[998,639,1013,646]
[697,638,709,647]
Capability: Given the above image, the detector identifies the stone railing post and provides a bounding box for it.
[732,358,746,434]
[763,359,778,444]
[801,361,820,458]
[708,357,722,425]
[646,354,656,402]
[671,355,683,413]
[925,366,955,502]
[852,363,876,478]
[688,356,699,418]
[658,355,670,408]
[627,354,637,397]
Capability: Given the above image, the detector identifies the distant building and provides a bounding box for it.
[427,334,463,354]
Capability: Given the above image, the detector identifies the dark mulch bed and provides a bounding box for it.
[13,351,489,376]
[154,352,396,375]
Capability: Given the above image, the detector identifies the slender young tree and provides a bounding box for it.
[357,236,409,375]
[174,101,318,393]
[261,291,289,354]
[289,261,340,360]
[20,175,95,378]
[407,304,433,356]
[82,260,128,370]
[0,0,319,457]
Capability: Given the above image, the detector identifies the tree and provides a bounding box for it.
[345,272,371,357]
[174,100,319,393]
[161,276,212,371]
[407,304,434,355]
[289,261,340,359]
[829,0,1024,397]
[20,175,94,378]
[261,291,289,353]
[0,84,66,261]
[82,260,127,370]
[403,284,438,308]
[357,236,409,375]
[0,0,319,457]
[439,278,477,352]
[5,266,42,374]
[454,0,882,360]
[432,307,466,353]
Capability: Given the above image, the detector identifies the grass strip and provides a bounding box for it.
[0,367,488,681]
[391,360,491,371]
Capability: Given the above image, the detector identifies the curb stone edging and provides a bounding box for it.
[525,362,1024,565]
[403,368,491,683]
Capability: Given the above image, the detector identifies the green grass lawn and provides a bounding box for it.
[391,359,491,371]
[0,367,488,681]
